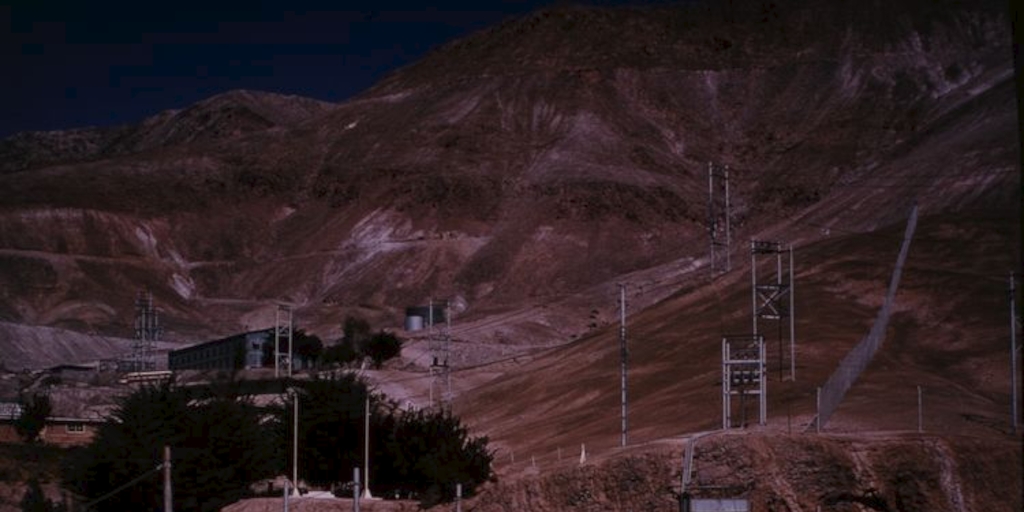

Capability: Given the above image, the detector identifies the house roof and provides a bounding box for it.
[0,402,22,420]
[48,386,123,421]
[171,328,275,355]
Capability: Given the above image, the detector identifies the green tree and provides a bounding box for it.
[261,329,323,369]
[62,381,277,512]
[283,375,493,506]
[325,317,403,368]
[364,331,403,369]
[385,409,494,507]
[19,478,51,512]
[276,374,370,488]
[321,339,360,366]
[342,316,372,354]
[15,394,51,444]
[292,330,324,367]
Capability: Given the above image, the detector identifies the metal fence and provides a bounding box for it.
[811,205,919,431]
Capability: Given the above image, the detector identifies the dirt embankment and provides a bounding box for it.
[464,432,1021,512]
[223,497,419,512]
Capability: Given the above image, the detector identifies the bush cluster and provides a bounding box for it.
[63,375,492,510]
[63,382,275,512]
[322,316,404,369]
[14,394,51,444]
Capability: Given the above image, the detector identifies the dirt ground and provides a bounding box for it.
[223,496,419,512]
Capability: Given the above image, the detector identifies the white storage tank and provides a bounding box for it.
[405,315,424,332]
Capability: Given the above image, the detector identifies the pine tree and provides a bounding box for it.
[14,394,51,444]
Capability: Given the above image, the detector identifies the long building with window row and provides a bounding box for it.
[169,329,274,371]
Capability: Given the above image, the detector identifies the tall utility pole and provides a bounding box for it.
[917,386,923,433]
[789,247,796,381]
[445,300,453,405]
[707,162,732,273]
[1011,272,1019,434]
[362,394,373,499]
[291,389,299,496]
[353,468,360,512]
[428,301,435,407]
[619,283,628,447]
[163,445,172,512]
[275,305,294,378]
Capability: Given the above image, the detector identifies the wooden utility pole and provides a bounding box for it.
[917,386,923,433]
[353,468,360,512]
[163,446,172,512]
[1011,272,1019,434]
[292,389,299,496]
[362,394,373,499]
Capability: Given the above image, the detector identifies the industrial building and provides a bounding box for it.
[169,329,274,371]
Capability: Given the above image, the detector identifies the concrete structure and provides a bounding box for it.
[690,499,750,512]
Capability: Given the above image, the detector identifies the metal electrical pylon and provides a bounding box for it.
[428,300,452,410]
[750,240,796,381]
[275,305,293,378]
[722,335,766,428]
[707,162,732,273]
[131,291,160,372]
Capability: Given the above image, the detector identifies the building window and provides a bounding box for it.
[66,423,86,434]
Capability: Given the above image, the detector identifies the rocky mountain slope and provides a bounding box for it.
[0,1,1019,509]
[466,433,1019,512]
[0,1,1014,345]
[0,90,336,175]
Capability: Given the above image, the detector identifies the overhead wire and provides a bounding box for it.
[81,464,163,510]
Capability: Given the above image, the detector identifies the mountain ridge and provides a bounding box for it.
[0,89,337,175]
[0,1,1015,340]
[0,0,1015,371]
[0,3,1019,508]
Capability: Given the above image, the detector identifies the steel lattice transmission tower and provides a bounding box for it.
[428,300,452,410]
[707,162,732,273]
[722,334,766,428]
[131,291,160,372]
[750,240,796,381]
[275,304,293,378]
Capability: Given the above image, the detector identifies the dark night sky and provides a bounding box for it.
[0,0,672,140]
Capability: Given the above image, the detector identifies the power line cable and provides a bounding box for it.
[82,463,163,510]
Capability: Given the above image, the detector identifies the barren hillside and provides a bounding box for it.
[0,1,1019,509]
[0,1,1014,344]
